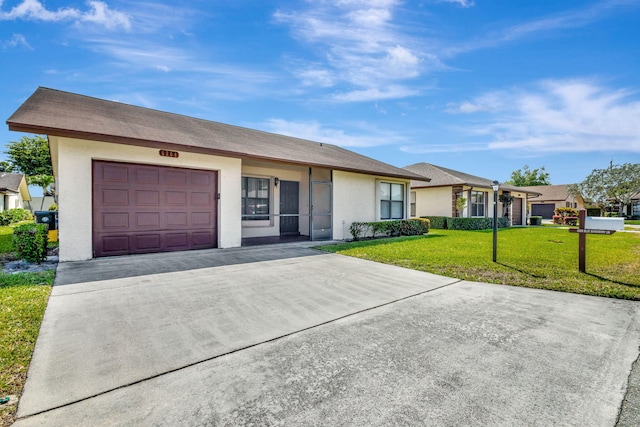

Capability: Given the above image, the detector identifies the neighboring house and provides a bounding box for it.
[0,172,31,211]
[7,87,426,261]
[404,163,540,226]
[520,184,585,219]
[622,191,640,218]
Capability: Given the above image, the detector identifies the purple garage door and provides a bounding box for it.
[93,161,218,257]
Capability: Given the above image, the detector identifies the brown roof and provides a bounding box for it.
[7,87,426,181]
[0,172,25,193]
[404,162,541,195]
[520,184,577,202]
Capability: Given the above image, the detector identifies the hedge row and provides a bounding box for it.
[349,218,430,241]
[0,208,33,226]
[420,216,509,230]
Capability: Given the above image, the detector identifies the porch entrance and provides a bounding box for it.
[280,180,299,236]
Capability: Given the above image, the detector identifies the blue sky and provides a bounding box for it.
[1,0,639,185]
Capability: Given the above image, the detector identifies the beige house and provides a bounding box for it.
[7,87,426,261]
[520,184,585,219]
[0,172,31,211]
[404,163,540,226]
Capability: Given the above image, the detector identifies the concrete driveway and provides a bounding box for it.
[13,243,640,426]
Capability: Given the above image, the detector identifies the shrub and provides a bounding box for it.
[586,208,601,217]
[12,223,49,263]
[0,208,33,226]
[48,203,58,211]
[421,216,448,229]
[348,219,430,240]
[446,217,508,230]
[349,222,367,241]
[555,207,579,217]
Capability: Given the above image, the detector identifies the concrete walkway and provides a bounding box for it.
[13,243,640,426]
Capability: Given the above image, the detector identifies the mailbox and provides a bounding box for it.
[584,217,624,231]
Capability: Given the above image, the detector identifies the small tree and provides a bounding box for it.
[455,197,467,217]
[27,175,56,210]
[572,162,640,216]
[506,165,551,186]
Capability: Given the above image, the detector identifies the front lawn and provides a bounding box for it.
[321,227,640,300]
[0,224,54,426]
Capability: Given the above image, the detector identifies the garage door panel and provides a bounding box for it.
[166,170,188,186]
[102,164,129,183]
[166,191,187,206]
[93,161,218,257]
[135,212,161,227]
[166,233,188,248]
[102,213,129,228]
[134,234,162,251]
[166,212,188,227]
[101,189,129,205]
[101,236,130,254]
[135,190,160,206]
[191,172,212,187]
[191,192,211,206]
[192,231,215,246]
[135,168,160,184]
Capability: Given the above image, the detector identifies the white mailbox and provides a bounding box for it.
[584,217,625,231]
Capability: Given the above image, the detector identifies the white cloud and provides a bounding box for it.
[400,142,487,154]
[262,118,407,148]
[444,101,487,114]
[1,33,31,49]
[439,0,474,8]
[332,85,419,102]
[0,0,131,30]
[451,79,640,153]
[274,0,433,101]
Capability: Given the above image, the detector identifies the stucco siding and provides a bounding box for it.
[332,171,410,240]
[51,136,242,261]
[414,186,453,217]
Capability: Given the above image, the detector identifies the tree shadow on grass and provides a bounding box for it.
[584,272,640,288]
[322,234,445,251]
[497,262,546,279]
[498,262,640,288]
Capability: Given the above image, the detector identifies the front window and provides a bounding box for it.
[242,177,270,220]
[380,182,404,220]
[633,201,640,217]
[471,191,486,217]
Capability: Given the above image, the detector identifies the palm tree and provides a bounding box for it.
[27,175,55,210]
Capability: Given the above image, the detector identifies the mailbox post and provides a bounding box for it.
[568,210,624,272]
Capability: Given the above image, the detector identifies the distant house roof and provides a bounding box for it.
[0,172,31,201]
[520,184,579,202]
[7,87,426,181]
[0,172,25,193]
[404,162,541,195]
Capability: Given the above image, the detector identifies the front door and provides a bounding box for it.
[280,181,299,236]
[512,197,523,225]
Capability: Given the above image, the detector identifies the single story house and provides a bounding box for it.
[520,184,585,219]
[7,87,427,261]
[621,191,640,218]
[0,172,31,211]
[404,162,540,226]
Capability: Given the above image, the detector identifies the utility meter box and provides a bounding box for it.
[584,217,624,231]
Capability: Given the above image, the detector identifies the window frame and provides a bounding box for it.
[470,190,487,217]
[241,176,271,221]
[380,181,405,220]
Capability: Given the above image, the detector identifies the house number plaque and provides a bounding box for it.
[159,149,179,158]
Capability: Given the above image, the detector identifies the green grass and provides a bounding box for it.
[0,271,53,425]
[321,227,640,300]
[0,226,14,255]
[0,223,54,425]
[627,220,640,225]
